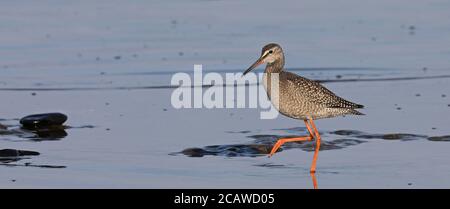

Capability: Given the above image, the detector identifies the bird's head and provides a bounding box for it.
[243,43,284,75]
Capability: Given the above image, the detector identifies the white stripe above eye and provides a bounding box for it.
[261,50,270,58]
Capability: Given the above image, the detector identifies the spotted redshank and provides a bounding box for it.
[243,43,364,174]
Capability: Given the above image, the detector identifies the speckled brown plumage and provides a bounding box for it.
[258,44,364,120]
[243,43,364,175]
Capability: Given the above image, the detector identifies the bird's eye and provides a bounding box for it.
[268,50,273,54]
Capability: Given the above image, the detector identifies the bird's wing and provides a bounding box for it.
[283,72,364,109]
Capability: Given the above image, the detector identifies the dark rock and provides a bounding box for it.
[428,135,450,142]
[0,123,6,130]
[0,149,40,157]
[381,133,425,141]
[20,113,67,129]
[332,130,365,136]
[180,148,209,157]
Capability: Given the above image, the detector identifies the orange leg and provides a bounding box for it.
[268,120,314,157]
[304,119,315,138]
[309,119,321,173]
[268,135,312,157]
[310,172,318,189]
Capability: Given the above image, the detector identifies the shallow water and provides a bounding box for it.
[1,0,450,188]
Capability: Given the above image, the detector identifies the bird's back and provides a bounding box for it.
[264,71,364,120]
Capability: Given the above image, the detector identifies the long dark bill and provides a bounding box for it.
[243,56,265,76]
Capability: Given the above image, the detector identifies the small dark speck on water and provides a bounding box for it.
[31,92,36,96]
[371,37,377,41]
[162,57,167,61]
[408,183,412,186]
[415,93,421,97]
[11,179,16,182]
[114,56,121,60]
[163,108,168,111]
[336,75,342,79]
[447,104,450,107]
[423,67,428,71]
[105,102,110,106]
[100,72,106,75]
[396,107,402,110]
[442,94,446,98]
[178,52,184,56]
[106,128,110,131]
[432,127,437,130]
[77,53,82,58]
[96,57,101,61]
[409,25,416,30]
[132,54,138,58]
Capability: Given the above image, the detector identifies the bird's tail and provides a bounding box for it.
[348,109,365,116]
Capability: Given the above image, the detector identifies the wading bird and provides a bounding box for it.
[243,43,364,174]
